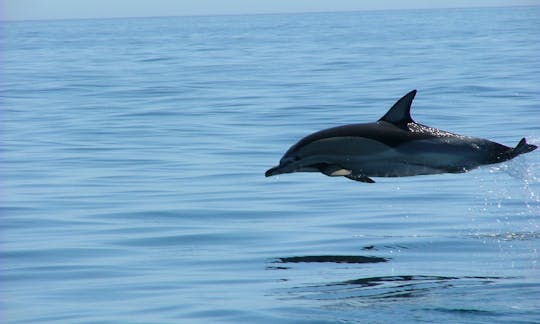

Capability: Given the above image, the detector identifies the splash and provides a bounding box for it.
[471,138,540,265]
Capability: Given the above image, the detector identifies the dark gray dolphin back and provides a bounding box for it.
[282,90,433,157]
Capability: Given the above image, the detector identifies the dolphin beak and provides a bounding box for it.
[265,165,282,177]
[266,159,298,177]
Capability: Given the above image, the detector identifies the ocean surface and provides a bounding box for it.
[1,6,540,323]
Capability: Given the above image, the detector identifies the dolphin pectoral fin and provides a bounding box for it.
[345,173,375,183]
[319,164,352,177]
[319,164,374,182]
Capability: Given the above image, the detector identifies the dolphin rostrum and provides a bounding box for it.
[265,90,537,183]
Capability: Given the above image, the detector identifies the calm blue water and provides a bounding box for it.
[1,6,540,323]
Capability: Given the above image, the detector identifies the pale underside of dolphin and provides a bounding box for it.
[265,90,537,183]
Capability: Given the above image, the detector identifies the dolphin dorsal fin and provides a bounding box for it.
[378,90,417,129]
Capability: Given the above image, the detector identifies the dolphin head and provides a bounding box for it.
[265,143,319,177]
[265,153,301,177]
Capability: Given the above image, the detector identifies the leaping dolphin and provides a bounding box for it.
[265,90,537,183]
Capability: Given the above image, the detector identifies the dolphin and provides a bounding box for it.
[265,90,537,183]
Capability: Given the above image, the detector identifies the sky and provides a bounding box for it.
[1,0,539,21]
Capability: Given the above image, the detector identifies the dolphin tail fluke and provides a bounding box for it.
[512,138,537,156]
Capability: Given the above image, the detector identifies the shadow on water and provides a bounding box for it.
[275,255,389,264]
[266,254,389,270]
[267,254,507,305]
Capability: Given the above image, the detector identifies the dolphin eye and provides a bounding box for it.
[281,156,300,165]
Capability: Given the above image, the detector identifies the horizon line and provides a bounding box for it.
[1,3,538,23]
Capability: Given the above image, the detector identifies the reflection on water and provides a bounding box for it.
[286,275,504,301]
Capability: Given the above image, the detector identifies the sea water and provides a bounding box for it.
[1,6,539,323]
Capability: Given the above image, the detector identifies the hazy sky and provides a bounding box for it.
[1,0,539,21]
